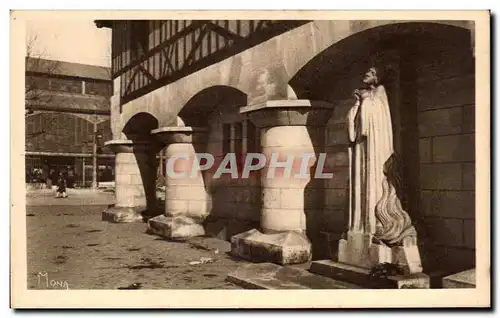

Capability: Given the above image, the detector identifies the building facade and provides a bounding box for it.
[25,58,114,188]
[96,20,476,277]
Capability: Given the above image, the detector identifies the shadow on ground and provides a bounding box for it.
[26,205,242,289]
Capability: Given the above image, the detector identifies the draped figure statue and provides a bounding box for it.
[339,66,422,274]
[347,69,394,235]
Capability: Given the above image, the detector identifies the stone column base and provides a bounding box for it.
[230,229,312,265]
[102,206,144,223]
[310,260,430,289]
[442,268,476,288]
[147,215,205,240]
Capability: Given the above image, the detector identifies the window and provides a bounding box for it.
[233,122,243,170]
[26,76,83,94]
[222,123,231,157]
[85,81,112,96]
[221,120,260,176]
[246,120,258,153]
[48,77,82,94]
[26,76,51,91]
[130,21,150,61]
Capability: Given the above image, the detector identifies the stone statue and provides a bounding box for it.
[374,153,417,246]
[338,65,422,274]
[347,67,394,235]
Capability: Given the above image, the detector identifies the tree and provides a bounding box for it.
[25,34,63,137]
[25,35,61,110]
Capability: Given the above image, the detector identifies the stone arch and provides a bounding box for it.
[118,21,473,123]
[118,58,250,129]
[122,111,159,141]
[26,110,97,124]
[119,111,161,219]
[177,85,247,127]
[288,22,473,100]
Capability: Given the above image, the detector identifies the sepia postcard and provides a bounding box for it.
[10,10,490,308]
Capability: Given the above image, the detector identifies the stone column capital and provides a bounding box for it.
[151,126,209,145]
[239,99,334,128]
[104,139,160,154]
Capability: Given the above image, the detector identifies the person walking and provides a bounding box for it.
[55,173,68,198]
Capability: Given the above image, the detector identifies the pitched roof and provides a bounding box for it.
[26,57,111,81]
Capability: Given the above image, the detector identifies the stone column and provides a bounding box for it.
[102,140,159,223]
[147,127,211,240]
[230,100,333,265]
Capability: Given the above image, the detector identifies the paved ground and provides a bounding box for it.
[26,191,244,290]
[26,189,116,206]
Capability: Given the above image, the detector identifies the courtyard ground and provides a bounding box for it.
[26,190,243,290]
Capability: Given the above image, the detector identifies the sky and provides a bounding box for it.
[26,19,112,67]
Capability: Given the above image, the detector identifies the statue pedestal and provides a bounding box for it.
[338,231,423,275]
[338,232,375,269]
[310,231,429,288]
[309,260,430,289]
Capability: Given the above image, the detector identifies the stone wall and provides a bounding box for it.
[322,102,351,238]
[318,61,371,257]
[416,45,475,271]
[303,35,475,272]
[204,107,261,239]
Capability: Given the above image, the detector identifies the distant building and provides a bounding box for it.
[25,57,114,188]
